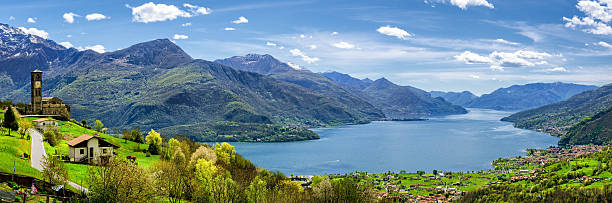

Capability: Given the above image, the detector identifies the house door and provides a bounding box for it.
[89,148,94,159]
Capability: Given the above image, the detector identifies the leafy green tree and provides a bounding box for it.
[146,129,162,155]
[132,128,143,143]
[214,142,236,165]
[81,120,87,127]
[94,120,104,132]
[417,170,425,176]
[43,130,57,146]
[2,107,18,136]
[121,129,131,142]
[247,176,268,203]
[17,118,32,138]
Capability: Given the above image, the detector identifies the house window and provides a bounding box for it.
[102,149,108,154]
[80,149,85,154]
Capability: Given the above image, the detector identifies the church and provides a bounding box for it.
[20,70,71,120]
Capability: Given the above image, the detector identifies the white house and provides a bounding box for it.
[32,118,58,131]
[66,134,117,164]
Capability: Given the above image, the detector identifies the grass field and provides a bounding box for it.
[2,110,162,188]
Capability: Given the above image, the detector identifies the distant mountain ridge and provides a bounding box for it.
[465,82,598,111]
[429,91,478,106]
[215,54,385,120]
[320,71,467,118]
[502,84,612,135]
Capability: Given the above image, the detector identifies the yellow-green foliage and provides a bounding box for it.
[145,129,162,146]
[214,142,236,165]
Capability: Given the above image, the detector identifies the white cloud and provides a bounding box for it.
[450,0,493,9]
[456,50,554,70]
[598,41,612,48]
[173,34,188,39]
[545,67,568,72]
[332,41,356,49]
[290,49,319,63]
[300,34,306,39]
[9,16,15,21]
[425,0,494,9]
[454,51,492,64]
[331,32,338,35]
[59,41,74,48]
[63,12,79,23]
[27,17,36,23]
[279,46,285,50]
[469,74,481,79]
[183,3,212,15]
[309,45,317,50]
[563,0,612,35]
[17,27,48,39]
[86,13,109,21]
[265,42,277,47]
[127,2,210,23]
[286,62,302,70]
[232,16,248,24]
[66,34,72,38]
[181,22,192,27]
[85,45,105,53]
[224,27,236,31]
[492,38,520,45]
[377,25,413,40]
[577,0,612,22]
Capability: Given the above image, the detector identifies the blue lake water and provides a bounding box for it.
[227,108,559,175]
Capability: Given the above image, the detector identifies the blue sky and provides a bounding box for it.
[2,0,612,95]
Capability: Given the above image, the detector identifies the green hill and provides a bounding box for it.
[559,106,612,146]
[502,84,612,135]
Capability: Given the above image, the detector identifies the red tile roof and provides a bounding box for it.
[32,118,51,122]
[66,134,95,147]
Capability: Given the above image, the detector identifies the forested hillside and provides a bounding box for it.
[502,84,612,135]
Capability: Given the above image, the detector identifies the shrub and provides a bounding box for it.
[146,152,151,157]
[44,130,57,146]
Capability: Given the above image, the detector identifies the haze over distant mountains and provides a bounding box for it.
[430,83,598,111]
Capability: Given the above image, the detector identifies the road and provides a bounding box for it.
[29,128,89,193]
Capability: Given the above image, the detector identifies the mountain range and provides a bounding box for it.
[320,71,467,118]
[0,23,392,141]
[429,91,478,107]
[502,84,612,136]
[463,83,599,111]
[0,23,470,141]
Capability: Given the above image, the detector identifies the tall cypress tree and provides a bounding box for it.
[2,107,19,136]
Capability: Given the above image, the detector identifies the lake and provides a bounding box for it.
[227,108,559,175]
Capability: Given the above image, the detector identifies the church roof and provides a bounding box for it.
[41,97,61,101]
[32,69,42,73]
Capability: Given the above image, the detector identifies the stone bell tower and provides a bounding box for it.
[31,70,43,114]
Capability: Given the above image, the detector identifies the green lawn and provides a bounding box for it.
[0,131,40,178]
[1,114,162,188]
